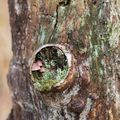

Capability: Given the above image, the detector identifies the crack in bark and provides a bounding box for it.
[48,0,71,43]
[59,0,71,6]
[41,14,55,19]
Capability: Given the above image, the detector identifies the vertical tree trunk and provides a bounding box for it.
[8,0,46,120]
[8,0,120,120]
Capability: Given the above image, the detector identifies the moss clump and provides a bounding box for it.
[33,66,68,92]
[34,79,58,92]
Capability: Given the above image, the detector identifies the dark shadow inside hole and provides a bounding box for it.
[31,46,68,92]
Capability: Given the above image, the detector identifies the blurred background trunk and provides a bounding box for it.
[8,0,120,120]
[0,0,12,120]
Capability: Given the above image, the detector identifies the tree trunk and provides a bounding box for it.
[8,0,120,120]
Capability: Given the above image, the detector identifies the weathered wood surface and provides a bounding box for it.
[8,0,120,120]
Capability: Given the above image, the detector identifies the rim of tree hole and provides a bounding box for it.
[30,44,76,92]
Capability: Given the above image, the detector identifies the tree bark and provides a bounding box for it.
[8,0,120,120]
[7,0,46,120]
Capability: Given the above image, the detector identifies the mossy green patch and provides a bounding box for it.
[33,66,68,92]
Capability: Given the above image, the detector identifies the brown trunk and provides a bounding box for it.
[8,0,120,120]
[7,0,46,120]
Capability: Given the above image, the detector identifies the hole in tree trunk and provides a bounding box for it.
[30,44,75,92]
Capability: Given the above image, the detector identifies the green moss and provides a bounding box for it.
[34,79,58,92]
[33,66,68,92]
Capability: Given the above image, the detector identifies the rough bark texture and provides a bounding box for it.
[8,0,46,120]
[8,0,120,120]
